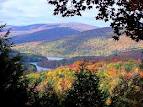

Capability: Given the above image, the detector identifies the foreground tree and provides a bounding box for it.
[111,75,143,107]
[0,25,27,107]
[48,0,143,41]
[63,70,105,107]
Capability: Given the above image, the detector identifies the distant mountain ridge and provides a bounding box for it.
[11,27,80,44]
[8,23,97,44]
[8,23,97,32]
[11,23,117,57]
[11,23,143,60]
[67,27,113,39]
[11,26,113,44]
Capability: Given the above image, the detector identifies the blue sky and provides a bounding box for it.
[0,0,110,27]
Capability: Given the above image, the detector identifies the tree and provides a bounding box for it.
[111,75,143,107]
[48,0,143,41]
[63,71,105,107]
[0,24,27,107]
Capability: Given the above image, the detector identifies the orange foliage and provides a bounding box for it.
[125,72,134,80]
[68,61,106,73]
[139,72,143,77]
[106,98,112,106]
[107,70,118,77]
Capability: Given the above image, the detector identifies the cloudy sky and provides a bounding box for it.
[0,0,110,27]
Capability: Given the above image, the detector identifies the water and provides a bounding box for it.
[47,56,64,60]
[31,57,64,72]
[30,62,51,72]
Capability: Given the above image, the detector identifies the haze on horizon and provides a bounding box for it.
[0,0,110,27]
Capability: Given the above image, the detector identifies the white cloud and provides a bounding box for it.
[1,0,51,17]
[0,0,109,27]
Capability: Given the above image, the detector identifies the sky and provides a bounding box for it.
[0,0,110,27]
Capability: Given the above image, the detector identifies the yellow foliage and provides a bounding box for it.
[106,98,112,105]
[30,67,76,96]
[27,73,40,79]
[25,60,143,105]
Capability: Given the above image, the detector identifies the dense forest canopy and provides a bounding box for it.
[48,0,143,41]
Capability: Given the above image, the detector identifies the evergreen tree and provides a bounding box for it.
[0,24,27,107]
[64,70,105,107]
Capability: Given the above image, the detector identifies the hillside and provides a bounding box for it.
[11,27,81,44]
[8,23,97,32]
[8,23,97,44]
[6,23,96,39]
[13,23,143,57]
[13,26,143,57]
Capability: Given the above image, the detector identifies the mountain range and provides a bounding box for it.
[8,23,97,43]
[11,23,143,58]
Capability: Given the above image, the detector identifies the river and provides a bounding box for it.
[30,57,64,72]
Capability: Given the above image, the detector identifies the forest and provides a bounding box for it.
[1,0,143,107]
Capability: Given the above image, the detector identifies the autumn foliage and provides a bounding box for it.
[22,59,143,107]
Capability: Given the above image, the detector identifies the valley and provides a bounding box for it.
[9,23,143,71]
[2,23,143,107]
[2,0,143,106]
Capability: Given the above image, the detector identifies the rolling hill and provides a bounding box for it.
[8,23,97,44]
[8,23,97,32]
[11,27,80,44]
[13,26,143,58]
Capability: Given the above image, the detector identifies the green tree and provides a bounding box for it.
[48,0,143,41]
[63,71,105,107]
[111,75,143,107]
[27,85,60,107]
[0,24,27,107]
